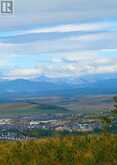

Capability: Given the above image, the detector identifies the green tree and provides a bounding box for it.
[100,116,112,133]
[112,96,117,115]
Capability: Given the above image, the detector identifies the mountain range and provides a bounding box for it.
[0,74,117,98]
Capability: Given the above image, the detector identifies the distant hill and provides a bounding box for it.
[0,75,117,98]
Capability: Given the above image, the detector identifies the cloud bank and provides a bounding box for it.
[0,0,117,80]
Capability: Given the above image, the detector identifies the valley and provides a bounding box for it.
[0,94,115,140]
[0,95,114,117]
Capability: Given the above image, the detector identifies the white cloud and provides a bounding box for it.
[0,0,116,80]
[6,67,42,79]
[30,22,112,34]
[3,53,117,79]
[0,0,116,30]
[0,22,112,38]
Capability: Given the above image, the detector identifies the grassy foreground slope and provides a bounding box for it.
[0,134,117,165]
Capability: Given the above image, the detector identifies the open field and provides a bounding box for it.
[0,103,36,111]
[0,102,68,117]
[0,95,114,117]
[60,95,114,114]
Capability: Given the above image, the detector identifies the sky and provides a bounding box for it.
[0,0,117,80]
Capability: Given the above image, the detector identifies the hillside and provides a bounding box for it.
[0,78,117,98]
[0,134,117,165]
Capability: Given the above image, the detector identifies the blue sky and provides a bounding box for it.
[0,0,117,80]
